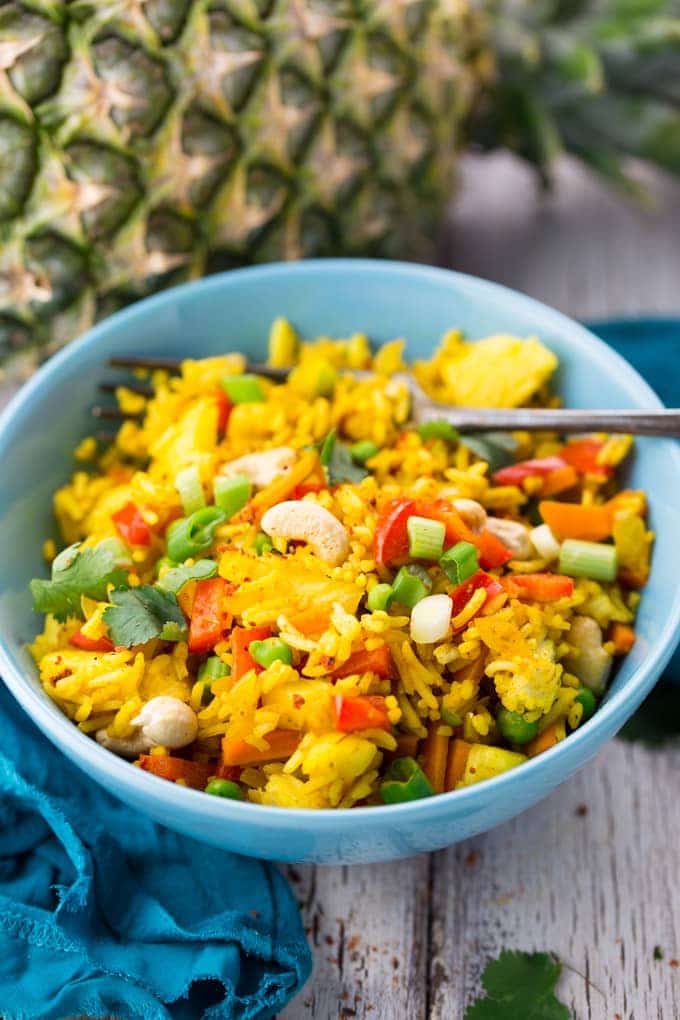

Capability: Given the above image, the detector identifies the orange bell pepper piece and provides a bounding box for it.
[539,500,613,541]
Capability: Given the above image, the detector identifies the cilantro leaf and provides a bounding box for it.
[103,586,188,647]
[319,428,369,485]
[30,539,130,623]
[465,951,571,1020]
[156,559,217,595]
[460,432,518,474]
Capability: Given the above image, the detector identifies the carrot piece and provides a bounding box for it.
[238,450,319,523]
[286,607,332,637]
[394,733,420,758]
[541,465,579,497]
[230,625,272,682]
[560,438,611,478]
[609,622,636,654]
[188,577,230,653]
[139,755,213,789]
[331,645,393,679]
[539,500,613,541]
[526,722,561,758]
[334,695,391,733]
[221,729,300,766]
[445,739,472,791]
[422,723,450,794]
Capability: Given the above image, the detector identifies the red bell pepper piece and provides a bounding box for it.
[188,577,230,654]
[334,695,391,733]
[112,501,152,546]
[230,624,273,681]
[291,482,326,499]
[331,645,393,679]
[214,388,232,434]
[214,762,242,782]
[560,438,612,479]
[374,498,417,567]
[450,570,504,621]
[492,456,568,486]
[500,573,574,602]
[69,630,114,652]
[475,528,513,569]
[139,755,212,789]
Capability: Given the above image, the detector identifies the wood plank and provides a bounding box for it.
[428,739,680,1019]
[280,856,431,1019]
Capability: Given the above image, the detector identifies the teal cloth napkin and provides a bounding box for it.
[0,680,311,1019]
[586,317,680,681]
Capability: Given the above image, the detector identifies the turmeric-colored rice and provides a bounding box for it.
[29,320,651,808]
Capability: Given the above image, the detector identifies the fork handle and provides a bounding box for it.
[418,406,680,437]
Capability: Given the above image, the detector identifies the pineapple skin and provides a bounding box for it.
[0,0,488,367]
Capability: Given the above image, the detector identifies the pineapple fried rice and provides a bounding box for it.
[29,321,652,809]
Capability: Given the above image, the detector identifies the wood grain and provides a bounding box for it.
[281,155,680,1020]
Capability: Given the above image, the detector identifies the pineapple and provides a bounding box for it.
[1,0,679,371]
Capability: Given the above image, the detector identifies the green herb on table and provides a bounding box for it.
[30,539,129,622]
[319,428,369,485]
[654,945,664,961]
[464,950,570,1020]
[104,586,188,647]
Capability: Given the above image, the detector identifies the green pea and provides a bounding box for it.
[249,637,293,668]
[497,707,539,745]
[205,778,244,800]
[575,686,597,721]
[351,440,380,466]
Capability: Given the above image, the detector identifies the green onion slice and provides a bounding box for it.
[558,539,618,582]
[417,420,459,443]
[407,515,445,560]
[214,474,252,519]
[221,374,264,404]
[440,541,479,585]
[174,465,205,516]
[391,565,432,609]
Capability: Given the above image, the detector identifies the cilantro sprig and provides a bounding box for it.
[30,539,130,622]
[103,586,188,647]
[319,428,369,485]
[465,951,571,1020]
[156,559,217,595]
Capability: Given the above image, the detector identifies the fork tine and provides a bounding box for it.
[108,355,183,371]
[247,362,289,381]
[92,405,142,421]
[99,380,154,397]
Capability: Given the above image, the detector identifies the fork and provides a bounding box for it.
[92,354,680,441]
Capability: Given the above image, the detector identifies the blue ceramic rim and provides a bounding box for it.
[1,258,679,830]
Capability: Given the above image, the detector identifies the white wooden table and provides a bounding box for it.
[280,155,680,1020]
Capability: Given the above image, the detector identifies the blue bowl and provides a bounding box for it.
[1,260,678,864]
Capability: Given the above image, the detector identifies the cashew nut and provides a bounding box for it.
[220,447,296,487]
[563,615,613,694]
[260,500,350,566]
[485,517,533,560]
[96,728,151,758]
[131,696,198,749]
[452,498,487,534]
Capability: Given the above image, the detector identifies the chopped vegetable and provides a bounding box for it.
[367,583,394,612]
[539,500,613,541]
[609,622,636,654]
[331,645,393,679]
[221,373,264,404]
[450,570,503,621]
[558,539,618,582]
[205,778,244,800]
[188,577,230,653]
[139,755,212,790]
[422,723,450,794]
[112,501,152,546]
[492,455,568,486]
[575,686,597,721]
[104,585,188,647]
[418,420,458,443]
[350,439,380,465]
[334,694,391,733]
[175,465,205,515]
[457,744,527,786]
[214,388,232,434]
[410,593,452,644]
[529,523,561,562]
[249,636,293,668]
[445,739,472,790]
[231,625,273,681]
[374,497,417,567]
[69,630,114,652]
[166,506,226,562]
[319,428,370,485]
[440,706,462,727]
[541,464,578,496]
[198,655,231,683]
[214,474,252,518]
[156,558,217,594]
[30,539,129,622]
[379,756,435,804]
[440,541,479,585]
[500,572,574,602]
[392,564,430,609]
[464,950,570,1020]
[418,499,511,569]
[221,729,300,766]
[526,722,561,757]
[560,437,611,478]
[407,515,446,560]
[496,708,539,745]
[252,531,274,555]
